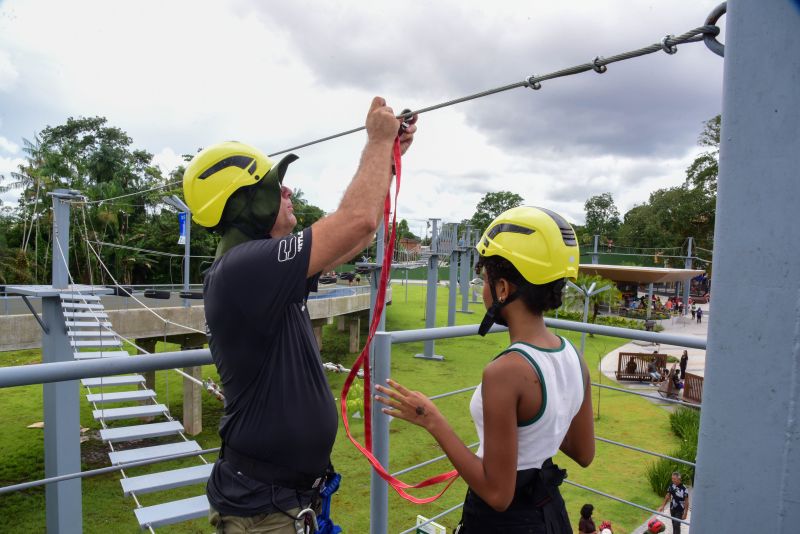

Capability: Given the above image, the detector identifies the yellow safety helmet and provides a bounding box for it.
[183,141,292,228]
[476,206,580,284]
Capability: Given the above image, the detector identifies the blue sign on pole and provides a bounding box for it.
[178,212,186,245]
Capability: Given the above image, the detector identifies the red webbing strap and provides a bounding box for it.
[339,138,459,503]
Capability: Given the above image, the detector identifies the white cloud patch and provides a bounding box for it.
[152,147,185,177]
[0,136,19,154]
[0,50,19,91]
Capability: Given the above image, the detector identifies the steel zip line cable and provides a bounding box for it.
[75,9,724,205]
[267,22,722,157]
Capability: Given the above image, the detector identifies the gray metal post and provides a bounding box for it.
[448,224,458,326]
[417,219,443,359]
[471,230,481,303]
[693,3,800,532]
[183,209,191,307]
[369,223,386,326]
[592,234,599,264]
[646,282,653,320]
[682,236,693,315]
[45,190,82,533]
[459,225,473,313]
[164,195,192,307]
[369,332,392,534]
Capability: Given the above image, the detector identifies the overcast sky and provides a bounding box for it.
[0,0,725,236]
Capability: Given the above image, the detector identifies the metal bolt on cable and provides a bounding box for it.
[661,35,678,55]
[592,56,607,73]
[526,76,542,90]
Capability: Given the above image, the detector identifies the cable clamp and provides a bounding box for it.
[661,35,678,55]
[526,75,542,90]
[592,56,607,73]
[703,2,726,57]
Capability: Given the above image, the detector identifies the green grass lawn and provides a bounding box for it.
[0,282,678,533]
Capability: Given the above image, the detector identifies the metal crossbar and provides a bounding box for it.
[0,447,220,495]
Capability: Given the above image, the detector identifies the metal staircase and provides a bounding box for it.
[62,292,212,529]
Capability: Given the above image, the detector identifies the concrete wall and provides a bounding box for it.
[0,287,389,352]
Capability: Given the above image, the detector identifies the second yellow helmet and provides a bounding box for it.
[476,206,580,284]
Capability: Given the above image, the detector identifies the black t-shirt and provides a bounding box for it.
[204,229,338,516]
[668,483,688,511]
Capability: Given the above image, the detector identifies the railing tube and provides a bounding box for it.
[369,332,392,534]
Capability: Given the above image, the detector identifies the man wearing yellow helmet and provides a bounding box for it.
[184,97,417,533]
[376,206,595,533]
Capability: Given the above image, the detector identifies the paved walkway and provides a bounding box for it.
[599,303,710,386]
[599,304,708,533]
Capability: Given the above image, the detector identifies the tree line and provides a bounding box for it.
[0,115,717,285]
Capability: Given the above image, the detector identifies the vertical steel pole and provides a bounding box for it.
[646,282,653,320]
[592,234,599,264]
[471,230,480,303]
[369,332,392,534]
[459,225,472,313]
[448,224,458,326]
[693,3,800,532]
[682,236,693,315]
[417,219,442,359]
[45,190,82,533]
[183,209,191,307]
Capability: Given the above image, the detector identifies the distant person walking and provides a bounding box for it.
[696,307,703,324]
[690,303,697,319]
[658,472,689,534]
[680,350,688,380]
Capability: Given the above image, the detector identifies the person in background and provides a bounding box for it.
[658,471,690,534]
[578,503,598,533]
[680,350,689,380]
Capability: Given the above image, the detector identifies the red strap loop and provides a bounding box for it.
[339,137,459,503]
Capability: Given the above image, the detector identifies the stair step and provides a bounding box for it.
[63,311,109,319]
[71,339,122,348]
[86,389,156,404]
[61,302,104,310]
[108,440,200,465]
[121,463,212,496]
[100,421,184,443]
[60,293,101,301]
[93,404,167,421]
[68,330,117,337]
[82,375,145,387]
[134,495,209,528]
[74,350,129,360]
[65,320,113,328]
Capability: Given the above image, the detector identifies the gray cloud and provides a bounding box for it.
[250,1,723,163]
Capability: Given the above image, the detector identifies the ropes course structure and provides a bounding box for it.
[0,2,753,532]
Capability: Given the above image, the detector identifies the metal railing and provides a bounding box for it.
[369,320,702,533]
[0,318,701,532]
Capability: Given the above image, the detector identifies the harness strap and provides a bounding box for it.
[339,137,459,504]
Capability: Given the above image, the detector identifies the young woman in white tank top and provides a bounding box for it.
[376,207,595,533]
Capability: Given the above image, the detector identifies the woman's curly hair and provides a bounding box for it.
[475,254,565,315]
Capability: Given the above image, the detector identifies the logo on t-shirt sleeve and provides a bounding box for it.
[277,232,304,262]
[278,236,297,262]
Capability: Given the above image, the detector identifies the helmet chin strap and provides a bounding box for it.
[478,283,518,337]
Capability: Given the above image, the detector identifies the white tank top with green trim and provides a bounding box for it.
[469,337,584,470]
